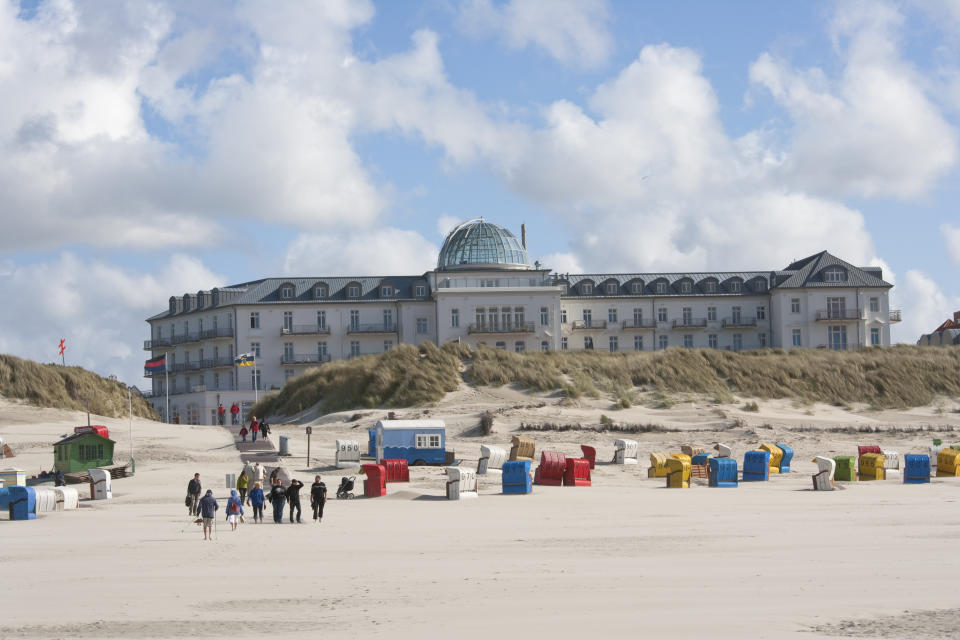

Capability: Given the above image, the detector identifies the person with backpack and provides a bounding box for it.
[225,489,244,531]
[186,473,202,516]
[250,417,260,443]
[239,425,248,443]
[268,478,286,524]
[236,471,249,504]
[248,482,265,523]
[230,402,240,425]
[286,478,304,523]
[197,489,218,541]
[310,475,327,523]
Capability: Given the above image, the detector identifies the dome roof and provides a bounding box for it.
[437,219,531,271]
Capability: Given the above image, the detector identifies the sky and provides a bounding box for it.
[1,0,960,386]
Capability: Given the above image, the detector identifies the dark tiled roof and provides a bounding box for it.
[775,251,891,288]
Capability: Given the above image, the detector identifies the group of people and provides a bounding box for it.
[217,402,243,426]
[238,416,270,443]
[185,464,327,540]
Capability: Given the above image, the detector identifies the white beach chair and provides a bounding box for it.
[445,467,478,500]
[812,456,835,491]
[613,439,639,464]
[713,443,732,458]
[477,445,507,475]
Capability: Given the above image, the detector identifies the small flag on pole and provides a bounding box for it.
[234,353,255,367]
[144,354,167,375]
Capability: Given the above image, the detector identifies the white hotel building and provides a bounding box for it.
[144,219,901,424]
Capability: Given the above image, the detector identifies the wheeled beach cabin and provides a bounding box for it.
[373,420,448,465]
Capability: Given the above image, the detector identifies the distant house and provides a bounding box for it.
[917,311,960,347]
[53,432,115,473]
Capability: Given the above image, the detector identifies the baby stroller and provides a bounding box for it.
[336,476,355,500]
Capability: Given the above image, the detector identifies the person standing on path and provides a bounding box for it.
[248,482,265,523]
[268,478,286,524]
[236,471,249,504]
[230,402,240,425]
[225,489,244,531]
[186,473,202,516]
[198,489,218,541]
[217,403,226,426]
[249,462,266,504]
[310,475,327,523]
[286,478,304,523]
[250,417,259,443]
[260,420,270,440]
[239,425,248,443]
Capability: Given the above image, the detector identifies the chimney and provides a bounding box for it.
[521,224,526,250]
[954,311,960,323]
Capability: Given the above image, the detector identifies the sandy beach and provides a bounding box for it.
[2,390,960,639]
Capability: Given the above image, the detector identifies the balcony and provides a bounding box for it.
[281,324,331,336]
[144,327,234,350]
[282,353,332,365]
[722,317,758,328]
[468,322,536,334]
[815,309,865,322]
[149,357,234,376]
[571,320,608,330]
[621,319,656,330]
[347,323,398,335]
[672,318,707,329]
[889,309,902,323]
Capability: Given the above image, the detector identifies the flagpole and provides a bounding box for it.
[254,364,259,405]
[165,353,170,425]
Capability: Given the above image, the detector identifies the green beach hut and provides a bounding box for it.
[53,432,115,473]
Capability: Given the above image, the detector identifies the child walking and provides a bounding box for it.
[239,426,248,443]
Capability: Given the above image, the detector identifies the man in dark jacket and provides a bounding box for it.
[187,473,202,516]
[268,478,286,524]
[197,490,218,541]
[286,479,304,523]
[260,421,270,440]
[310,475,327,523]
[54,469,66,487]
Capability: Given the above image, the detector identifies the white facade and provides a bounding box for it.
[144,221,899,424]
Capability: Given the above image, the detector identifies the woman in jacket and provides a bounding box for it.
[236,471,249,504]
[248,482,265,523]
[225,489,244,531]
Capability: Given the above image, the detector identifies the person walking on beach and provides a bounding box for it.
[268,478,286,524]
[239,425,248,443]
[250,417,259,443]
[217,403,226,426]
[198,489,218,541]
[260,420,271,440]
[248,482,265,523]
[286,478,304,523]
[225,489,244,531]
[236,471,249,504]
[230,402,240,425]
[249,462,266,503]
[310,475,327,523]
[186,473,202,516]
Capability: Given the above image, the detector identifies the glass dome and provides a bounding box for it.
[437,219,531,271]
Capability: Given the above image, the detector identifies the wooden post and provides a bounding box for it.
[306,426,312,468]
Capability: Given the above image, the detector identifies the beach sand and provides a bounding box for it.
[2,391,960,639]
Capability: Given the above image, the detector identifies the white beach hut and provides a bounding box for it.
[53,486,79,511]
[477,445,507,475]
[88,468,112,500]
[445,467,478,500]
[34,487,58,513]
[613,439,639,464]
[713,443,732,458]
[336,440,361,468]
[813,456,835,491]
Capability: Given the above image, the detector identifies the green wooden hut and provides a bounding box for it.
[53,432,115,473]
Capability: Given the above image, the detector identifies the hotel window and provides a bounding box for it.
[348,285,360,298]
[792,329,801,347]
[283,311,293,332]
[584,336,594,350]
[732,334,742,351]
[583,309,592,326]
[381,286,393,297]
[488,307,499,330]
[514,307,525,328]
[561,337,568,350]
[608,308,617,323]
[791,298,801,313]
[680,281,692,294]
[658,335,668,350]
[754,279,767,292]
[227,314,232,329]
[826,297,846,319]
[496,341,506,349]
[183,321,189,335]
[606,282,618,295]
[415,285,426,297]
[540,307,549,326]
[682,307,692,325]
[383,309,393,330]
[350,341,361,357]
[213,373,219,389]
[708,334,718,349]
[476,308,485,328]
[581,283,593,295]
[634,335,643,351]
[656,281,667,294]
[317,310,326,330]
[501,307,512,330]
[416,318,428,334]
[683,335,693,348]
[451,309,460,328]
[350,310,360,330]
[731,306,742,324]
[252,369,261,390]
[728,280,741,293]
[633,308,643,326]
[759,332,767,347]
[823,268,846,283]
[283,342,294,361]
[609,336,618,352]
[285,369,295,381]
[829,325,847,350]
[631,282,644,294]
[250,342,261,357]
[870,327,880,345]
[249,312,260,329]
[281,285,293,299]
[756,306,766,320]
[561,309,567,323]
[707,306,717,322]
[657,307,667,322]
[541,341,549,352]
[317,342,327,358]
[315,285,327,298]
[705,281,717,294]
[515,341,525,353]
[869,297,879,312]
[384,340,393,352]
[198,319,204,333]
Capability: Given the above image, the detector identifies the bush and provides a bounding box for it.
[743,401,760,412]
[599,414,612,424]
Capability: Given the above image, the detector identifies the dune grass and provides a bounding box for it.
[0,354,160,419]
[253,343,960,419]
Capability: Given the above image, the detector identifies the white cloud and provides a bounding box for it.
[0,253,224,384]
[943,223,960,265]
[538,252,583,274]
[890,269,960,343]
[456,0,612,68]
[282,228,439,276]
[436,215,461,238]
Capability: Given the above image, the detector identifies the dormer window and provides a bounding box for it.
[169,297,177,314]
[679,281,692,294]
[630,282,644,294]
[348,285,360,298]
[823,268,846,283]
[580,283,593,295]
[280,285,294,299]
[655,281,667,295]
[754,278,768,292]
[381,286,393,297]
[415,285,426,297]
[314,285,327,299]
[704,281,717,294]
[605,282,618,295]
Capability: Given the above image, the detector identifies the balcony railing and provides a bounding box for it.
[282,353,332,365]
[672,318,707,329]
[815,309,864,322]
[621,319,656,330]
[281,324,331,336]
[889,309,902,323]
[721,317,758,328]
[144,327,234,350]
[467,322,536,334]
[147,357,235,376]
[571,320,608,330]
[347,323,398,334]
